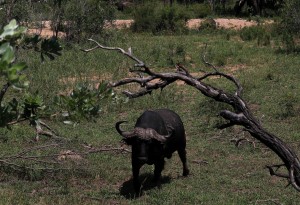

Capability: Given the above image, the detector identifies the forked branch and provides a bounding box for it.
[82,39,300,192]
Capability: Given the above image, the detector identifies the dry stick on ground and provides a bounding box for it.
[0,142,130,173]
[254,198,282,205]
[82,39,300,192]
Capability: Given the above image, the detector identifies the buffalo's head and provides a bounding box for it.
[116,121,170,163]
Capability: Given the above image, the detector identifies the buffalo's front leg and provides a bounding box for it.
[132,159,143,195]
[153,159,165,182]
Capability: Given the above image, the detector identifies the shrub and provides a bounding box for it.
[131,3,157,33]
[54,82,127,122]
[187,3,212,18]
[239,26,262,41]
[155,5,189,34]
[279,0,300,53]
[0,0,32,26]
[199,18,217,31]
[54,0,116,41]
[132,3,189,34]
[281,0,300,35]
[239,26,273,46]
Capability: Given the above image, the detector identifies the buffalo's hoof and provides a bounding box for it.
[183,169,190,176]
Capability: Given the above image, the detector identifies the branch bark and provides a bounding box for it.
[82,40,300,191]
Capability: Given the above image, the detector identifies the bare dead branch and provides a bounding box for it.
[254,199,282,205]
[289,163,300,191]
[109,76,156,87]
[81,39,147,69]
[192,159,209,165]
[6,118,28,125]
[202,43,219,73]
[201,44,243,96]
[34,120,69,142]
[266,164,289,179]
[82,146,131,155]
[176,63,191,77]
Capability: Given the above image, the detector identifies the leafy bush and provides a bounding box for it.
[51,0,116,41]
[0,20,28,89]
[278,0,300,53]
[0,20,62,128]
[155,5,188,34]
[132,3,189,34]
[54,82,127,122]
[199,18,217,31]
[0,0,31,26]
[239,26,271,46]
[187,3,212,18]
[240,26,262,41]
[281,0,300,35]
[131,3,157,33]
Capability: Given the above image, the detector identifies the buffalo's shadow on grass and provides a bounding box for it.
[119,173,171,199]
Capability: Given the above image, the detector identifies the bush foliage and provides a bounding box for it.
[132,3,189,34]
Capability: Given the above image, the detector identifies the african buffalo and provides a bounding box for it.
[116,109,189,194]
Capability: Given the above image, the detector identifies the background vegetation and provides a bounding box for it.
[0,0,300,204]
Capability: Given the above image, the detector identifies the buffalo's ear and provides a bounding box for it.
[166,125,174,136]
[122,138,134,145]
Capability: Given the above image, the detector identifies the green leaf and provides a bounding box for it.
[0,19,26,42]
[3,19,18,31]
[0,60,8,73]
[1,45,14,63]
[0,42,11,55]
[10,62,27,73]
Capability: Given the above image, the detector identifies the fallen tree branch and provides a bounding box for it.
[82,40,300,191]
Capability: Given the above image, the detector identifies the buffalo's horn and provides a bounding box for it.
[134,127,171,143]
[115,121,135,138]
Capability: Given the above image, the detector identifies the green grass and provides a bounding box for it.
[1,29,300,204]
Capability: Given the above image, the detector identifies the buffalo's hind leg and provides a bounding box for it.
[178,148,189,176]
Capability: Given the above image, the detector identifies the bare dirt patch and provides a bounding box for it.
[29,18,273,38]
[27,21,66,38]
[187,18,262,30]
[104,19,134,29]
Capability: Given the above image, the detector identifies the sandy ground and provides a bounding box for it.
[187,18,259,30]
[27,18,271,38]
[108,18,262,30]
[27,21,66,38]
